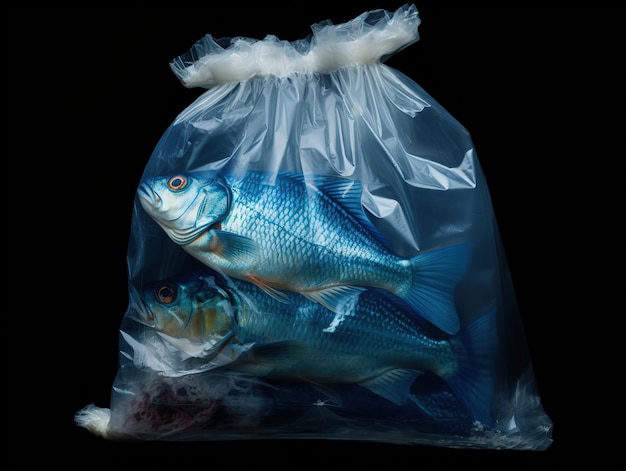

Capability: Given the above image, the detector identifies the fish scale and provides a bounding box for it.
[137,170,473,335]
[132,271,497,426]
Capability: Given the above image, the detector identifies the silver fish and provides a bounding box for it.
[131,270,497,425]
[137,171,472,335]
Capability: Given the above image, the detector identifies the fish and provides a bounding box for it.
[137,170,472,335]
[130,270,497,426]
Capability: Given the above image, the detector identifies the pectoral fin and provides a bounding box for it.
[249,276,290,304]
[208,229,260,265]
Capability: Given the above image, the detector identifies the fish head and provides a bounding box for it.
[137,173,231,245]
[129,272,238,357]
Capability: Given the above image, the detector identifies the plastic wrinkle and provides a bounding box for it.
[170,4,420,88]
[75,4,553,450]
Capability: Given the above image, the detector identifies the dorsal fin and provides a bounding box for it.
[282,172,389,246]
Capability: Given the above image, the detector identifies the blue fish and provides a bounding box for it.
[137,171,472,335]
[130,270,497,425]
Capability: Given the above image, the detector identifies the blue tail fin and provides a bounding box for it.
[401,243,473,335]
[443,306,498,427]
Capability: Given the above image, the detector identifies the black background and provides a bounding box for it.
[4,3,621,468]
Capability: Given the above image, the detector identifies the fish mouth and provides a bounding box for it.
[136,182,213,246]
[137,183,159,211]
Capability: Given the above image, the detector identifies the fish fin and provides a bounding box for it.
[303,285,367,317]
[235,341,306,376]
[210,229,260,265]
[285,172,389,246]
[401,243,474,335]
[359,369,424,406]
[443,305,498,426]
[248,276,290,304]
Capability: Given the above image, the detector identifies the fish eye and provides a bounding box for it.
[155,283,177,304]
[167,175,188,191]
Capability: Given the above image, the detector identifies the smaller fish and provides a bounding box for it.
[130,270,497,426]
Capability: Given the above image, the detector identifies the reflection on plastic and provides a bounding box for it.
[75,4,553,450]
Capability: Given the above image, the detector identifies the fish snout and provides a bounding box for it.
[137,183,161,210]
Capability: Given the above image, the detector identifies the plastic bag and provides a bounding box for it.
[75,4,553,450]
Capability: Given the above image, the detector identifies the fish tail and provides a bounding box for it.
[444,305,498,427]
[401,243,473,335]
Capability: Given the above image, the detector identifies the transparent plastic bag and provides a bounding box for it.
[76,4,552,450]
